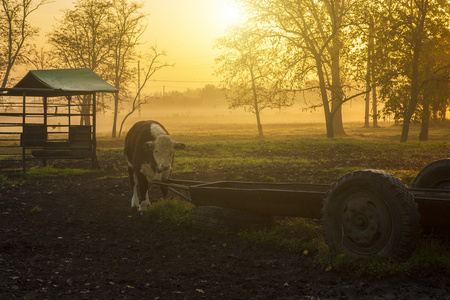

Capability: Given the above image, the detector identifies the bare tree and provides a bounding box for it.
[0,0,49,88]
[48,0,113,125]
[215,25,294,138]
[109,0,147,138]
[25,47,59,70]
[117,48,172,138]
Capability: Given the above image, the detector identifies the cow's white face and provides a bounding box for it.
[144,135,185,180]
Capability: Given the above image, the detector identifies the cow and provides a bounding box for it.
[124,120,185,211]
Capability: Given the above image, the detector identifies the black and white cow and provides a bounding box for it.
[124,120,185,211]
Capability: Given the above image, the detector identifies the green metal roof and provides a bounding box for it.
[6,68,117,97]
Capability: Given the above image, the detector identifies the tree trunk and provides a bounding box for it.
[332,105,345,136]
[369,19,378,128]
[112,92,119,138]
[316,57,333,138]
[372,86,378,127]
[249,66,263,138]
[85,95,91,126]
[419,99,429,141]
[400,0,427,142]
[364,64,370,127]
[364,92,370,127]
[255,111,263,138]
[79,95,91,126]
[364,18,374,128]
[329,5,346,137]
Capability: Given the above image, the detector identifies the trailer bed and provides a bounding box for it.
[159,179,450,229]
[188,181,329,218]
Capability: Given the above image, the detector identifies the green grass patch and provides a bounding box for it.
[313,236,450,277]
[25,166,103,178]
[30,205,43,213]
[144,198,195,226]
[237,218,450,277]
[173,137,449,184]
[0,173,8,186]
[238,218,324,253]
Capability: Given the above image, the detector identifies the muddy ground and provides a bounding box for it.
[1,155,449,299]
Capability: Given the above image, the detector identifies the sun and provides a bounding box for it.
[217,2,242,28]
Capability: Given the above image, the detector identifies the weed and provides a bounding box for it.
[30,205,42,213]
[144,198,195,226]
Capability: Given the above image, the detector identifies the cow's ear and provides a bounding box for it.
[174,142,186,150]
[143,141,154,151]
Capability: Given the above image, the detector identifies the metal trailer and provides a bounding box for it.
[154,159,450,259]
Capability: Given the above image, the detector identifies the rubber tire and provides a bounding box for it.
[322,170,420,259]
[192,206,274,232]
[412,159,450,189]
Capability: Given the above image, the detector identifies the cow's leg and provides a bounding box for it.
[160,185,169,198]
[137,172,150,211]
[131,172,140,208]
[127,166,134,189]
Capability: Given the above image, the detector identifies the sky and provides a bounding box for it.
[28,0,242,94]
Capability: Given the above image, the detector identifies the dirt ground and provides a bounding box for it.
[1,158,449,299]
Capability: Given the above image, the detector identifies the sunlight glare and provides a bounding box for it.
[218,3,242,27]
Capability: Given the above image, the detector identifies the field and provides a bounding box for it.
[1,122,449,299]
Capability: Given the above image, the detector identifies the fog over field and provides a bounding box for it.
[97,96,369,136]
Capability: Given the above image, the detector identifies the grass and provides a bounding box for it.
[314,236,450,277]
[165,121,450,143]
[170,135,449,185]
[0,166,104,186]
[148,197,450,277]
[25,166,102,178]
[126,122,450,277]
[144,198,195,226]
[30,205,43,213]
[237,218,323,253]
[3,121,450,277]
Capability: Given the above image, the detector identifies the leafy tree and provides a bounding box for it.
[0,0,48,88]
[418,27,450,140]
[239,0,367,138]
[350,2,381,128]
[215,25,294,138]
[376,0,450,142]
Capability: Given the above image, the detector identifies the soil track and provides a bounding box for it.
[1,161,449,299]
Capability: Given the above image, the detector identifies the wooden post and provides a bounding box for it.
[42,96,47,167]
[22,92,26,173]
[91,93,99,169]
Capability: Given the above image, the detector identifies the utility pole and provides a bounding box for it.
[138,60,141,117]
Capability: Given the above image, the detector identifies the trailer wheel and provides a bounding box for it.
[412,159,450,189]
[192,206,274,232]
[322,170,420,258]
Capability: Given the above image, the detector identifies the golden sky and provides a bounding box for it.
[29,0,241,94]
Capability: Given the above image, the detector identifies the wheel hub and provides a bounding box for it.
[341,192,391,255]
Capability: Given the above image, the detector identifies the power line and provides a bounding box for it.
[151,79,220,83]
[172,54,218,61]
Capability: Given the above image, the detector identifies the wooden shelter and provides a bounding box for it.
[0,68,117,172]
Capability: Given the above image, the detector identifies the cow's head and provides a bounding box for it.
[143,135,185,180]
